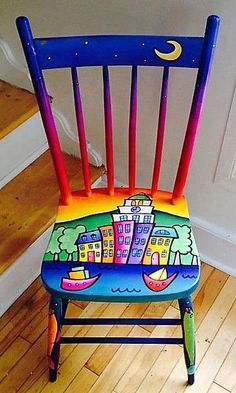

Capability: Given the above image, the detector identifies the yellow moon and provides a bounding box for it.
[154,40,182,61]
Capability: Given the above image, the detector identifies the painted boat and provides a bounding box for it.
[143,267,178,292]
[61,266,100,291]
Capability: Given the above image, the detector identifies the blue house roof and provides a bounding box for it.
[151,226,178,238]
[76,230,101,244]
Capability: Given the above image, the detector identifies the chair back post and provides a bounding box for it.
[103,66,114,195]
[16,16,72,205]
[129,66,138,195]
[172,15,220,204]
[71,67,91,196]
[151,66,169,197]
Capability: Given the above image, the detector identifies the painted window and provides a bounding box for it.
[116,249,122,257]
[103,250,108,257]
[118,236,124,245]
[81,235,87,242]
[161,250,167,257]
[103,230,108,237]
[88,244,93,250]
[91,234,97,241]
[81,252,85,258]
[125,224,131,233]
[109,250,113,257]
[137,227,143,233]
[135,238,140,245]
[125,236,131,245]
[143,226,150,234]
[137,249,142,257]
[80,245,85,250]
[95,243,100,249]
[132,248,138,257]
[122,250,128,257]
[144,215,151,223]
[96,252,100,257]
[131,200,136,206]
[120,215,128,221]
[158,238,163,245]
[165,239,170,246]
[118,224,123,233]
[157,229,170,236]
[132,215,140,222]
[104,240,108,247]
[151,238,157,245]
[138,200,143,206]
[108,229,113,236]
[141,238,146,245]
[109,240,114,247]
[146,248,151,256]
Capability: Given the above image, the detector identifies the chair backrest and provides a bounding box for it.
[16,15,219,205]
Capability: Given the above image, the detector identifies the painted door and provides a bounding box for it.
[151,252,160,265]
[88,251,95,262]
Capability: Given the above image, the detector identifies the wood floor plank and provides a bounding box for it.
[0,337,30,383]
[0,276,42,330]
[0,332,47,393]
[64,366,98,393]
[17,303,106,393]
[39,303,129,393]
[159,276,236,393]
[85,302,150,375]
[0,286,49,355]
[115,306,180,393]
[215,338,236,392]
[87,326,149,393]
[207,383,229,393]
[184,300,236,393]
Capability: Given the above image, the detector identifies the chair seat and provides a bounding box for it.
[41,188,200,302]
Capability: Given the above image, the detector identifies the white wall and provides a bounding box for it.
[1,0,236,274]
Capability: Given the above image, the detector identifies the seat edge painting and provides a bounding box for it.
[42,189,200,301]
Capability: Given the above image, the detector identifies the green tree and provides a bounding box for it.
[190,230,200,265]
[171,225,192,265]
[46,227,64,260]
[58,225,86,261]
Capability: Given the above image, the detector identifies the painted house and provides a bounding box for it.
[99,225,114,263]
[112,193,155,264]
[143,227,178,265]
[76,230,102,263]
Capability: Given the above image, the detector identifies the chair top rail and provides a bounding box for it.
[33,35,203,69]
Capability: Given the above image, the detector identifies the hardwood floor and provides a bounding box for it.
[0,263,236,393]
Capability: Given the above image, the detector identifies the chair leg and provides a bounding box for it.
[178,296,196,385]
[47,296,62,382]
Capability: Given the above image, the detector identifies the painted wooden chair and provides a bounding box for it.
[16,15,219,385]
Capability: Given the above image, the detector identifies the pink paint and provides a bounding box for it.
[72,67,91,196]
[103,66,114,195]
[113,221,135,264]
[129,66,138,194]
[151,67,169,197]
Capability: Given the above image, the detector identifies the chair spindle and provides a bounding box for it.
[71,67,91,196]
[16,17,71,205]
[129,66,138,194]
[103,66,114,195]
[172,15,220,204]
[151,67,169,197]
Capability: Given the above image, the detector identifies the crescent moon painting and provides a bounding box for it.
[154,40,182,61]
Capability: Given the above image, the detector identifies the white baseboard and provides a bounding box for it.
[192,217,236,277]
[0,226,53,317]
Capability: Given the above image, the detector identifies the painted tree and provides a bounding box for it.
[46,227,64,260]
[190,230,199,265]
[58,225,86,261]
[171,225,192,265]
